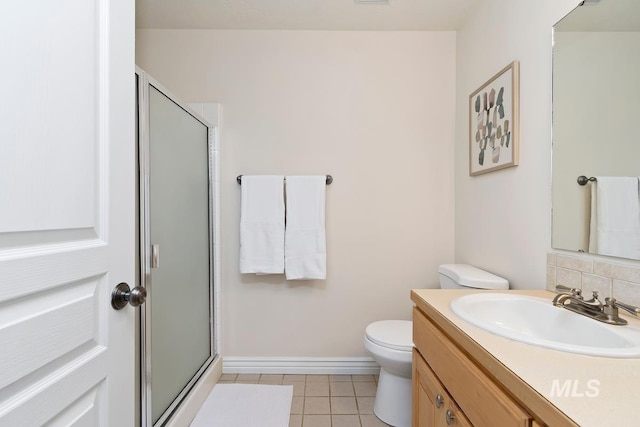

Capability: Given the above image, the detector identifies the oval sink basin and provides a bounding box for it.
[450,293,640,358]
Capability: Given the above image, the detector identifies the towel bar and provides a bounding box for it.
[237,175,333,185]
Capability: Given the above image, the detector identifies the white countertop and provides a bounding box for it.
[411,289,640,427]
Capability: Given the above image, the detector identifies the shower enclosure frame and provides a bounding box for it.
[136,68,219,427]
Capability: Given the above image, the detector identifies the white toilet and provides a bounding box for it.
[363,264,509,427]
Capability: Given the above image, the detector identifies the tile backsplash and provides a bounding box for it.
[547,253,640,307]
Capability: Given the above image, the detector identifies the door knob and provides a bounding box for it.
[111,282,147,310]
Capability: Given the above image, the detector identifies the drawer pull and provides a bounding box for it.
[446,409,455,425]
[435,393,444,408]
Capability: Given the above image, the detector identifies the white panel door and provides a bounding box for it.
[0,0,135,426]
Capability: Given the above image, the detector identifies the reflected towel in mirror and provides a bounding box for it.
[589,177,640,259]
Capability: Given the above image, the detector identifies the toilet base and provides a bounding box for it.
[373,368,412,427]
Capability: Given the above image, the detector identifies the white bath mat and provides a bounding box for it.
[190,383,293,427]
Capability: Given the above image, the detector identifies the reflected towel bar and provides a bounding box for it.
[237,175,333,185]
[577,175,597,186]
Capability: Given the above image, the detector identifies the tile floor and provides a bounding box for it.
[218,373,391,427]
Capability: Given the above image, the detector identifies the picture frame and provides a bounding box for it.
[469,61,519,176]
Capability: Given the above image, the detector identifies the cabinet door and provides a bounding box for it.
[413,349,437,427]
[414,366,436,426]
[413,350,471,427]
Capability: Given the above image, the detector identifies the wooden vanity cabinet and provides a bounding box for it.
[412,306,534,427]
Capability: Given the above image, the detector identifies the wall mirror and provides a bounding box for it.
[552,0,640,260]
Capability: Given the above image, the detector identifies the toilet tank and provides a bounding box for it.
[438,264,509,290]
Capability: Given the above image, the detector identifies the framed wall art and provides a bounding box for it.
[469,61,519,176]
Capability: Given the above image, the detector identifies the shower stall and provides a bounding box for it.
[136,69,220,426]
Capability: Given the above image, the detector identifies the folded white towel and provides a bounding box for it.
[284,176,327,280]
[240,175,285,274]
[589,177,640,259]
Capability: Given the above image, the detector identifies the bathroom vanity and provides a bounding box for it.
[411,289,640,427]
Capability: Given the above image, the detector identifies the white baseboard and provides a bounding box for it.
[222,357,380,375]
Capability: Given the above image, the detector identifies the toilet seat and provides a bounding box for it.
[365,320,413,352]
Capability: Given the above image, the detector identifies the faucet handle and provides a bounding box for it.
[556,285,582,298]
[606,297,640,317]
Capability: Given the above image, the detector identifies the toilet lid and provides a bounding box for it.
[365,320,413,352]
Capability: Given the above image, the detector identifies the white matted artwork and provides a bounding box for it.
[469,61,519,176]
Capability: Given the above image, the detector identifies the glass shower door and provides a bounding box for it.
[140,78,215,426]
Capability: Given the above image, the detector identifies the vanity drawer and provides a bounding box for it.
[413,307,532,427]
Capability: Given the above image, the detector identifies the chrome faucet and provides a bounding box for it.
[553,285,640,326]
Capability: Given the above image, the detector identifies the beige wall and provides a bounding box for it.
[454,0,581,289]
[135,0,640,359]
[136,30,456,357]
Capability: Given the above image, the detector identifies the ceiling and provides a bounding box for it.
[135,0,480,31]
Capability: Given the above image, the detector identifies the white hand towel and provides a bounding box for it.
[285,176,327,280]
[589,177,640,259]
[240,175,285,274]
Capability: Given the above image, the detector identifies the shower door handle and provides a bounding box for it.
[151,244,160,268]
[111,282,147,310]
